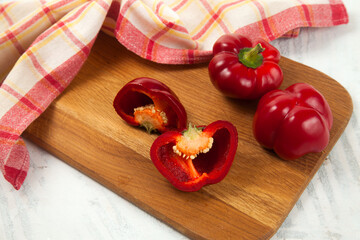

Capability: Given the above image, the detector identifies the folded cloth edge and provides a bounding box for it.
[109,1,349,64]
[2,138,30,190]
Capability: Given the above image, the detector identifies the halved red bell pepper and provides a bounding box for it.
[253,83,333,160]
[150,120,238,192]
[208,33,283,99]
[113,77,187,133]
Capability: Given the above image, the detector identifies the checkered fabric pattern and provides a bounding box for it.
[0,0,348,190]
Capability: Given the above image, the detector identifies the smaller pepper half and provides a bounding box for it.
[150,120,238,192]
[253,83,333,160]
[113,77,187,133]
[208,33,283,99]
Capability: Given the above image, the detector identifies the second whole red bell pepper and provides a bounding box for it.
[208,33,283,99]
[253,83,333,160]
[150,120,238,192]
[113,77,187,133]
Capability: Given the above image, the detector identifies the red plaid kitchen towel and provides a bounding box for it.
[0,0,348,189]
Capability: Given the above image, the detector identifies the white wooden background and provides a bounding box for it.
[1,0,359,239]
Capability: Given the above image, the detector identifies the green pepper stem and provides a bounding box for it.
[244,44,265,60]
[238,43,265,69]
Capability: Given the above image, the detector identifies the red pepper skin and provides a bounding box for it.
[150,121,238,192]
[208,33,283,99]
[253,83,333,160]
[113,77,187,132]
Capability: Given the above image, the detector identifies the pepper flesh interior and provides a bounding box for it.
[134,104,168,132]
[171,124,213,179]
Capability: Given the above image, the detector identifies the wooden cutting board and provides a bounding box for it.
[24,33,353,240]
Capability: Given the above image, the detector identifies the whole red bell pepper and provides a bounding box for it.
[113,77,187,133]
[208,33,283,99]
[150,120,238,192]
[253,83,333,160]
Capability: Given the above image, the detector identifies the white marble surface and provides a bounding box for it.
[1,0,359,239]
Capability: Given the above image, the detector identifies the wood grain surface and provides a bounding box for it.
[23,33,353,240]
